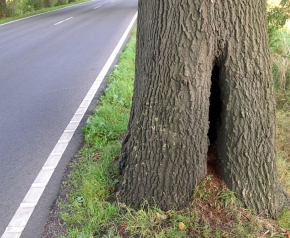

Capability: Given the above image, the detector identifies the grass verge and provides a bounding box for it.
[52,27,290,237]
[0,0,88,25]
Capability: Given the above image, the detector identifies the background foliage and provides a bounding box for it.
[0,0,78,18]
[268,0,290,90]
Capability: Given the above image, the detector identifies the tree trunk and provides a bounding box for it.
[119,0,290,217]
[43,0,51,8]
[0,0,7,18]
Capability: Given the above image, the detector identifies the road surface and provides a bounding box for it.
[0,0,137,237]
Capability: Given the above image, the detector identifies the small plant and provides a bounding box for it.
[193,174,213,201]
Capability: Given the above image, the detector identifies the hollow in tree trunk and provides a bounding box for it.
[119,0,290,217]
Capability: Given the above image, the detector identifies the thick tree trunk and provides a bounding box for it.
[216,0,290,217]
[119,0,290,217]
[0,0,7,18]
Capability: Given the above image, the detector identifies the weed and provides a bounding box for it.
[217,189,237,209]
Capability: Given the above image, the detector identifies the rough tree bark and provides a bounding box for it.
[119,0,290,217]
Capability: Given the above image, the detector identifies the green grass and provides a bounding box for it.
[54,27,290,237]
[55,27,136,237]
[0,0,88,25]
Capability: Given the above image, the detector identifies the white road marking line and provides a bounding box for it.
[54,17,73,25]
[1,11,138,238]
[94,5,102,9]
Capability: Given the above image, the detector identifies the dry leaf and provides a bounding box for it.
[156,212,161,221]
[178,222,187,230]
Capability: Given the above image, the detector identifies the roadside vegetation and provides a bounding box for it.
[43,21,290,237]
[0,0,88,24]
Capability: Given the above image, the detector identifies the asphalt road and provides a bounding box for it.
[0,0,137,237]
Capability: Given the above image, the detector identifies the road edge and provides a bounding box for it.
[1,12,138,238]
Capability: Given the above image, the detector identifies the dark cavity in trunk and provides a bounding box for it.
[208,65,222,144]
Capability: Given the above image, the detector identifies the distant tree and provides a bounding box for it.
[43,0,51,8]
[0,0,7,18]
[119,0,290,218]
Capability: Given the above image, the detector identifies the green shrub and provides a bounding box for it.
[6,0,22,17]
[22,0,42,13]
